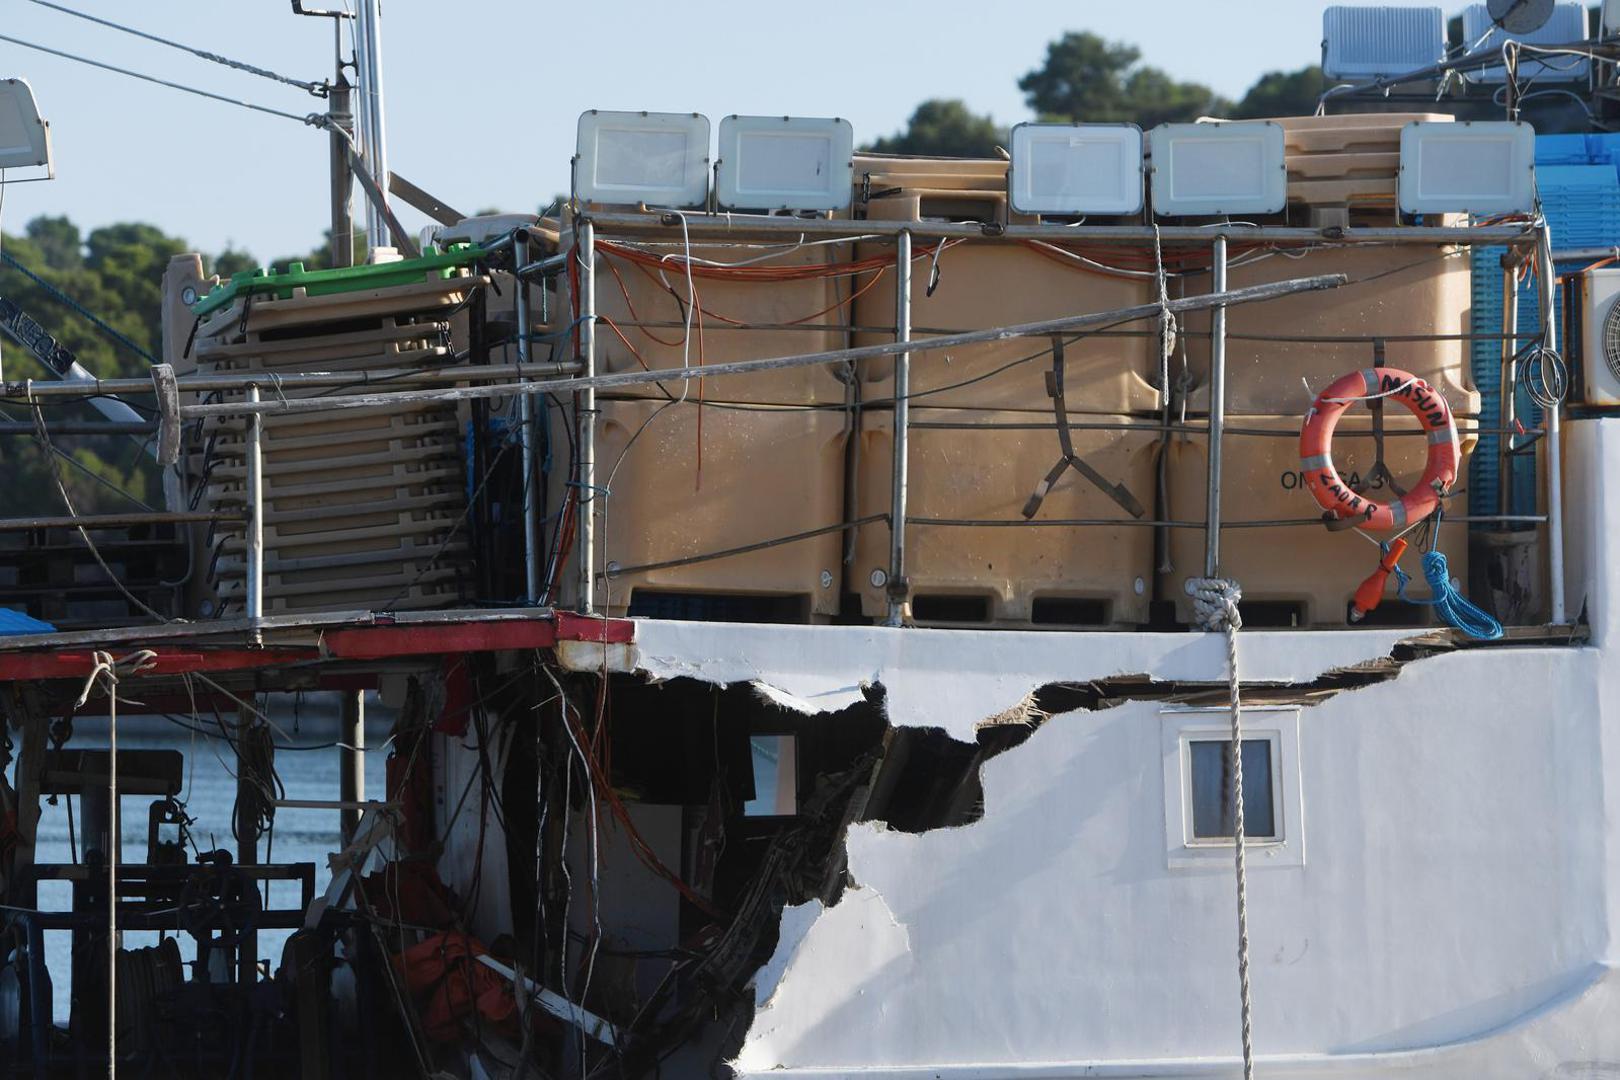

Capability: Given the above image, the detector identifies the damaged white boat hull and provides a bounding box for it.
[549,420,1620,1078]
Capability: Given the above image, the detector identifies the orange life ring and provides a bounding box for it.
[1299,367,1460,532]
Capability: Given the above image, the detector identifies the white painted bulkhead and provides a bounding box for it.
[592,418,1620,1076]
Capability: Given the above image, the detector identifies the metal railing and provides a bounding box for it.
[0,214,1562,634]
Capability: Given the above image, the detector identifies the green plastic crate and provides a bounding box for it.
[190,244,485,318]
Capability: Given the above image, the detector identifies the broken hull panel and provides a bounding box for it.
[553,417,1620,1079]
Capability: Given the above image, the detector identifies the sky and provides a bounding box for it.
[0,0,1456,263]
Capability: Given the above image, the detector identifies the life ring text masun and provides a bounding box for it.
[1298,367,1460,532]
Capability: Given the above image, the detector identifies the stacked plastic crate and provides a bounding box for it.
[188,257,486,615]
[1469,135,1620,517]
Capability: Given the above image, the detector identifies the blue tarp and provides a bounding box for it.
[0,608,56,635]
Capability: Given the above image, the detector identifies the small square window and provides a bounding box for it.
[1161,707,1304,869]
[1188,739,1276,840]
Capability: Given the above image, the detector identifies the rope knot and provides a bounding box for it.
[1186,576,1243,633]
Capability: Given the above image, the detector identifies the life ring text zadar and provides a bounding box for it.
[1298,367,1460,532]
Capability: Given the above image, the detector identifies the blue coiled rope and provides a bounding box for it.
[1394,549,1504,640]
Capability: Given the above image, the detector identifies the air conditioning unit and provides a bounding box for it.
[1577,268,1620,406]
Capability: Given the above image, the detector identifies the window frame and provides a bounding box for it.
[1160,705,1305,870]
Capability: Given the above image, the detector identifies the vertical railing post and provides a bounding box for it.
[245,384,264,643]
[886,229,913,627]
[515,230,539,605]
[1500,260,1520,515]
[1204,236,1228,578]
[340,690,365,848]
[577,218,597,615]
[1537,226,1567,624]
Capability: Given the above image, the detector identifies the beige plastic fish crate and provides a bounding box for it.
[854,153,1014,225]
[213,556,463,613]
[590,242,852,406]
[195,274,485,341]
[852,408,1158,627]
[1274,113,1450,211]
[590,397,848,619]
[1179,244,1478,417]
[851,240,1158,414]
[1160,413,1475,627]
[194,319,449,368]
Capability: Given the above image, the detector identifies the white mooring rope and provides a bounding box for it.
[73,648,157,1080]
[1187,576,1255,1080]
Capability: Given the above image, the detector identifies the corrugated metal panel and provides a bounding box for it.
[1322,6,1446,80]
[1460,3,1592,82]
[1470,151,1620,517]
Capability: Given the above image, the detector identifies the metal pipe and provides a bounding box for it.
[1500,263,1520,516]
[0,421,155,435]
[584,210,1534,246]
[233,704,260,991]
[1551,245,1620,263]
[887,230,912,627]
[1,362,581,399]
[339,690,364,848]
[577,220,597,614]
[1204,236,1228,578]
[245,385,264,642]
[515,231,540,604]
[1537,225,1567,625]
[327,77,355,269]
[355,0,389,254]
[180,273,1350,421]
[0,510,236,532]
[516,252,571,279]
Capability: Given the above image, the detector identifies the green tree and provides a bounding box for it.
[26,216,83,271]
[0,216,317,515]
[1232,65,1328,119]
[1019,32,1230,127]
[864,99,1006,158]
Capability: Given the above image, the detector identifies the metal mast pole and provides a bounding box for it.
[327,76,355,269]
[354,0,389,255]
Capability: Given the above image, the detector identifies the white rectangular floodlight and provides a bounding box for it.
[1008,122,1143,215]
[1322,6,1445,81]
[1397,120,1534,215]
[575,110,710,208]
[0,78,51,175]
[1149,122,1286,217]
[716,115,853,211]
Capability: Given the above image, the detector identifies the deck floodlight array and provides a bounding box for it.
[716,115,854,211]
[1321,5,1447,81]
[575,110,710,209]
[1007,122,1143,216]
[1149,122,1287,217]
[0,78,52,177]
[1397,120,1535,215]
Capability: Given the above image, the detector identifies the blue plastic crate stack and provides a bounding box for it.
[1470,134,1620,518]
